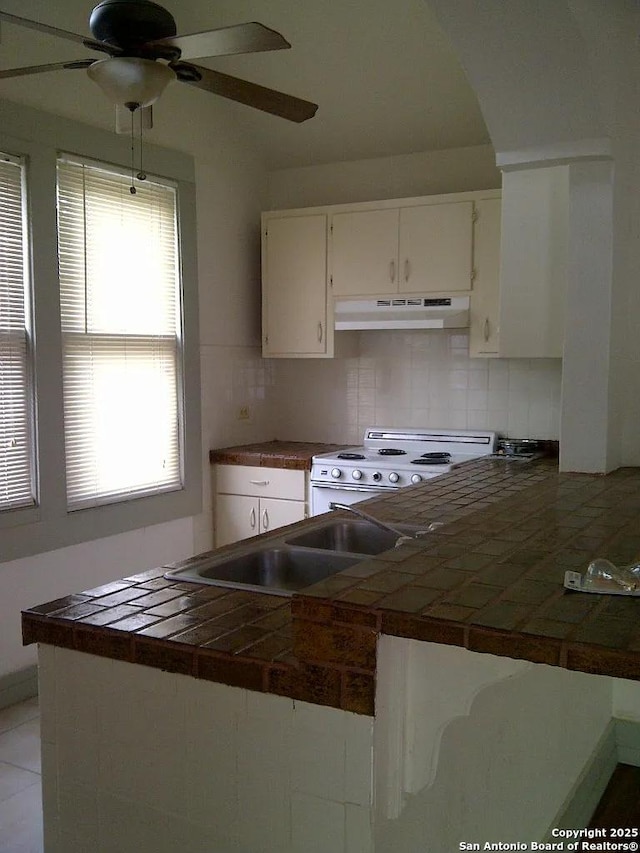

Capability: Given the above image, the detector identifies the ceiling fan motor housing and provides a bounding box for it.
[89,0,177,50]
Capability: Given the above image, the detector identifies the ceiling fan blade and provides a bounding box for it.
[0,58,95,79]
[0,10,117,54]
[173,62,317,123]
[147,22,290,61]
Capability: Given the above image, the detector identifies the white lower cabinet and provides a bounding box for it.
[214,464,307,547]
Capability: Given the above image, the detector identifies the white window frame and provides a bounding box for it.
[0,103,201,562]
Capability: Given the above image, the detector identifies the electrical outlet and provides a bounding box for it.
[237,406,250,421]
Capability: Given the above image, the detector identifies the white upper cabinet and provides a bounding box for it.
[263,185,569,360]
[469,167,568,359]
[398,202,473,293]
[498,166,568,358]
[330,208,399,296]
[469,197,502,357]
[329,199,475,298]
[262,213,330,357]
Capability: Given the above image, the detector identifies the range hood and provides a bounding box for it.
[334,295,470,331]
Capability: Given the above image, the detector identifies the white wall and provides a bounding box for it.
[267,144,500,209]
[273,334,561,446]
[266,145,562,445]
[39,647,374,853]
[426,0,640,470]
[374,638,614,851]
[39,641,619,851]
[0,520,193,677]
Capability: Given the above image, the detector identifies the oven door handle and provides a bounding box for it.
[310,482,391,493]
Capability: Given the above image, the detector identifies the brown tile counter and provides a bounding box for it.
[22,458,640,716]
[209,440,343,470]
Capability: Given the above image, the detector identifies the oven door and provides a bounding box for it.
[310,482,393,516]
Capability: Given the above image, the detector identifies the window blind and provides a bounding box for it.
[57,158,183,509]
[0,153,35,512]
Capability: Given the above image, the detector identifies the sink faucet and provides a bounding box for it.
[328,502,442,545]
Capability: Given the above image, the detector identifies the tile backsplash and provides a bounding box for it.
[272,330,561,445]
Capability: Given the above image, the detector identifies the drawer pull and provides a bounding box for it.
[250,479,270,486]
[262,508,269,530]
[249,507,256,529]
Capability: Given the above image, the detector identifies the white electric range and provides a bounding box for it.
[310,426,497,515]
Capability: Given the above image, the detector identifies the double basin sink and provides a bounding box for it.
[164,518,425,597]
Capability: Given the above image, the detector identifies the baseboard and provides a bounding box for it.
[0,665,38,710]
[615,718,640,767]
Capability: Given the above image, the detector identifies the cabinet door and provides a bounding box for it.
[215,494,259,547]
[262,214,328,356]
[330,208,399,296]
[469,198,501,357]
[398,202,473,293]
[259,497,306,534]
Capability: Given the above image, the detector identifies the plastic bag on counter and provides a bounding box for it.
[564,558,640,595]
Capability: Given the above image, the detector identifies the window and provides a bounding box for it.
[57,157,183,509]
[0,102,200,562]
[0,152,35,512]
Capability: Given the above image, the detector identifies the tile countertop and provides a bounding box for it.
[22,458,640,716]
[209,440,344,470]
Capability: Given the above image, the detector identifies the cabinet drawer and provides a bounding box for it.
[215,464,306,500]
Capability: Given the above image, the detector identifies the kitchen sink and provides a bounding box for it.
[164,545,363,597]
[284,519,426,555]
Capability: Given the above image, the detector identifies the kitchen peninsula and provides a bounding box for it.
[23,457,640,852]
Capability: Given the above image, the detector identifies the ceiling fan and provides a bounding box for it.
[0,0,318,122]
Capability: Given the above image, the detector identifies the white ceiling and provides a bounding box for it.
[0,0,491,169]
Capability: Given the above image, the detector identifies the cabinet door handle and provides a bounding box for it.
[262,508,269,530]
[250,479,269,486]
[404,259,410,282]
[390,259,396,283]
[317,321,323,343]
[484,318,490,342]
[250,507,256,529]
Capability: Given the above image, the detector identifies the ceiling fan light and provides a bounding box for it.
[87,56,175,108]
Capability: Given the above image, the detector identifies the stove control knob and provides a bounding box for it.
[331,468,342,479]
[388,472,399,484]
[372,471,382,482]
[411,473,423,484]
[352,469,363,481]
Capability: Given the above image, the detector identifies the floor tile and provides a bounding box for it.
[0,719,41,774]
[0,783,43,853]
[0,700,39,737]
[0,700,43,852]
[0,761,40,804]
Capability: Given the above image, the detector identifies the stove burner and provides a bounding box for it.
[411,452,452,466]
[337,452,365,460]
[378,448,406,456]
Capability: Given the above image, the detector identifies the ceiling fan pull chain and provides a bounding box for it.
[129,105,137,195]
[137,108,147,184]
